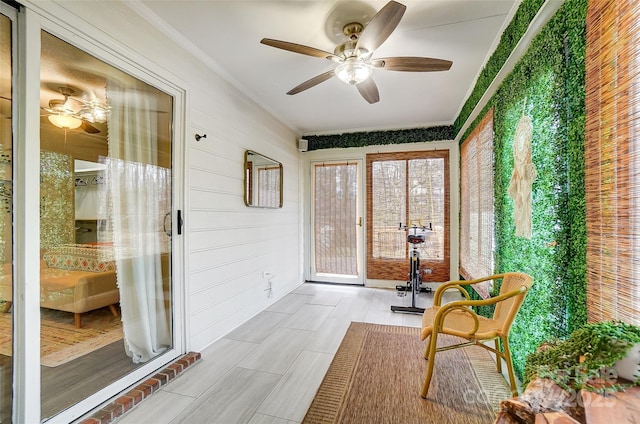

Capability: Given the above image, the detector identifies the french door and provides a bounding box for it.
[310,161,363,284]
[366,151,450,282]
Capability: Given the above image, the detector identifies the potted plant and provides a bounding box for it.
[524,320,640,392]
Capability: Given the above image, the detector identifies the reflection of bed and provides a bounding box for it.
[0,245,120,328]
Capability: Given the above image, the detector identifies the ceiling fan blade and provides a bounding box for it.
[261,38,339,61]
[356,1,406,54]
[287,70,336,95]
[80,120,100,134]
[371,57,453,72]
[357,78,380,104]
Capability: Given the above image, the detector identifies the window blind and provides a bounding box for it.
[257,166,280,208]
[460,110,495,295]
[366,151,450,282]
[313,163,358,276]
[585,0,640,325]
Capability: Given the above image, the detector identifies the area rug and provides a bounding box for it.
[0,307,123,367]
[303,322,512,424]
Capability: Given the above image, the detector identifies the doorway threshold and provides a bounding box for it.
[305,280,363,287]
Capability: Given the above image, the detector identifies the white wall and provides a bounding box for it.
[28,1,303,354]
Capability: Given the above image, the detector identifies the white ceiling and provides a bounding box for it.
[136,0,519,135]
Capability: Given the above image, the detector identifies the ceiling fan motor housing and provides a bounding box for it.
[343,22,363,40]
[334,40,358,58]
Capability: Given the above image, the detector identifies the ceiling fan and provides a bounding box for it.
[260,0,453,104]
[42,86,109,134]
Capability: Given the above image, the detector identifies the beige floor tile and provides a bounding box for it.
[329,295,370,321]
[247,413,297,424]
[117,390,195,424]
[237,327,312,374]
[364,307,406,326]
[256,350,333,422]
[279,303,334,331]
[170,367,281,424]
[304,317,351,353]
[225,310,290,343]
[165,338,256,397]
[266,293,310,313]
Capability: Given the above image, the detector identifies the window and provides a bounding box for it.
[460,110,494,296]
[366,151,450,282]
[585,0,640,325]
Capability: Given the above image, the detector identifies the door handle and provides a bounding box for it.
[357,217,362,227]
[163,212,172,237]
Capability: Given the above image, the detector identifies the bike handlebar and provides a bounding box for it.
[398,222,433,231]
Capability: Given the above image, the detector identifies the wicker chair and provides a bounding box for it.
[420,272,534,398]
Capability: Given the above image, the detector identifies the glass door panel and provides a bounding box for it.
[39,31,174,419]
[311,162,362,284]
[0,10,13,423]
[366,151,450,282]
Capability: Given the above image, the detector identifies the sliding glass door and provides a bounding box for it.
[0,7,183,420]
[0,7,14,423]
[39,31,175,420]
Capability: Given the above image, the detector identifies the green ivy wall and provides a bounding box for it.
[461,0,587,378]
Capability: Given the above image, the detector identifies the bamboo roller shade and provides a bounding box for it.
[460,109,495,298]
[313,163,358,276]
[585,0,640,325]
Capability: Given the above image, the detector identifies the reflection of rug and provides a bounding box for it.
[0,307,123,367]
[303,322,512,424]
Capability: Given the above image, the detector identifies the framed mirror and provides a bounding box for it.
[244,150,283,208]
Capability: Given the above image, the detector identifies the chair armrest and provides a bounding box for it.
[434,273,516,305]
[435,304,481,334]
[439,285,528,310]
[433,281,470,306]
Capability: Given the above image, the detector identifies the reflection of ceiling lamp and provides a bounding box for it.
[78,98,110,123]
[47,113,82,129]
[43,87,109,134]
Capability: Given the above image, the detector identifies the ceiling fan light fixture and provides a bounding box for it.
[48,114,82,130]
[335,58,372,85]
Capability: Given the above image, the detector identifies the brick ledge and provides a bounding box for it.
[79,351,201,424]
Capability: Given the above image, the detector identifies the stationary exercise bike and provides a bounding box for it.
[391,222,433,314]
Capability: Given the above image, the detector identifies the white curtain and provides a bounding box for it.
[100,79,171,363]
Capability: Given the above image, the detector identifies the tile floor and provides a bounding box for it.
[116,282,460,424]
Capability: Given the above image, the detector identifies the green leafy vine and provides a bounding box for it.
[302,126,454,151]
[524,321,640,391]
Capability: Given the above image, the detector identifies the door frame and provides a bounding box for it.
[302,141,459,289]
[365,150,451,284]
[308,160,364,285]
